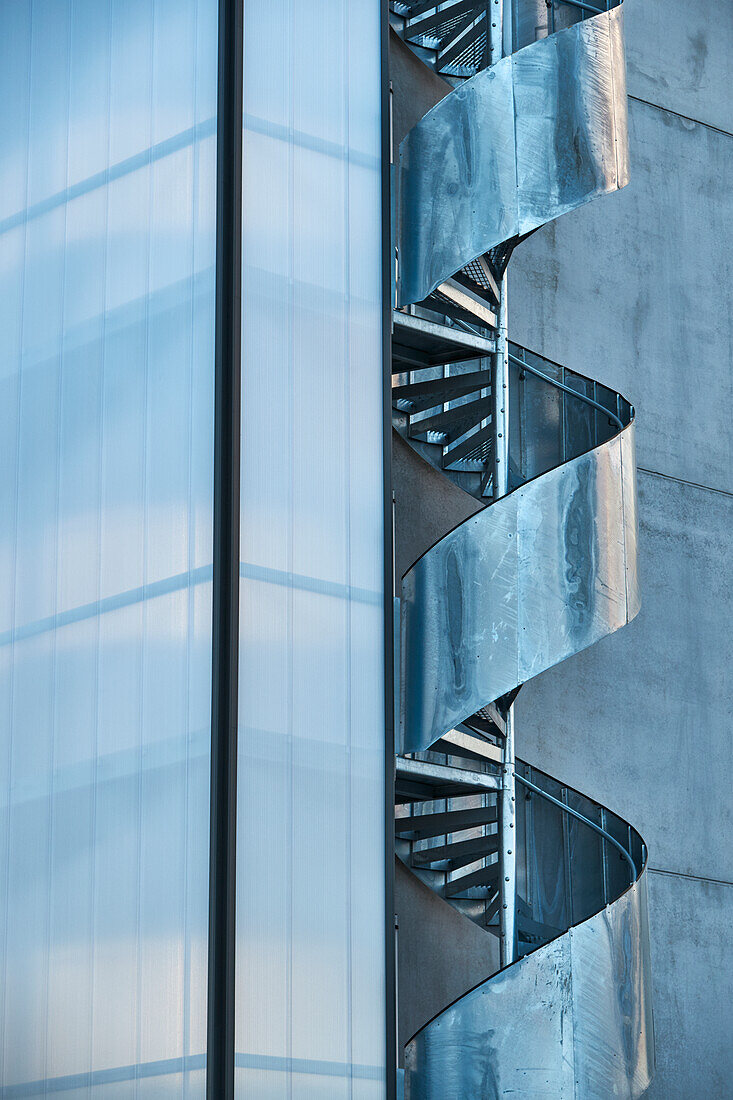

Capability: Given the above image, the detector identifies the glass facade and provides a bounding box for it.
[236,0,386,1096]
[0,0,217,1092]
[0,0,387,1097]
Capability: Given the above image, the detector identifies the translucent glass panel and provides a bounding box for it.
[0,0,217,1094]
[236,0,386,1096]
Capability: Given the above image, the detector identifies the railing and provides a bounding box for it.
[508,352,625,432]
[515,771,637,880]
[506,342,633,492]
[392,0,624,76]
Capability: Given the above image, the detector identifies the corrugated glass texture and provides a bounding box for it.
[236,0,386,1096]
[0,0,217,1093]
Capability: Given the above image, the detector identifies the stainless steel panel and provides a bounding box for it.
[400,424,639,754]
[405,934,575,1099]
[571,879,655,1097]
[394,4,654,1097]
[400,497,519,755]
[513,12,618,232]
[405,879,653,1099]
[517,436,628,682]
[397,8,629,306]
[397,58,518,308]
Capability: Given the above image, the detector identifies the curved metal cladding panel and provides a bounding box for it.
[400,424,639,754]
[396,7,628,306]
[404,878,654,1100]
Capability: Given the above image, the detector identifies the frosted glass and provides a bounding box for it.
[0,0,217,1094]
[236,0,387,1096]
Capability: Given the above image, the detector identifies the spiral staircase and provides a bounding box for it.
[390,1,655,1096]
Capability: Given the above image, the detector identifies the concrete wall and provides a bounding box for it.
[509,0,733,1095]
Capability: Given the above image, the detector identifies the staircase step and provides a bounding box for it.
[392,310,495,371]
[443,421,493,467]
[395,756,501,799]
[517,912,563,944]
[395,804,497,840]
[435,277,498,329]
[393,368,490,413]
[411,832,499,870]
[405,0,478,41]
[445,861,499,897]
[438,726,502,763]
[467,704,507,737]
[409,396,492,444]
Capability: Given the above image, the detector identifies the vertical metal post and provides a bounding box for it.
[600,806,610,905]
[383,5,397,1092]
[492,284,509,502]
[499,704,517,967]
[207,0,243,1094]
[395,914,400,1083]
[561,787,575,926]
[493,0,517,968]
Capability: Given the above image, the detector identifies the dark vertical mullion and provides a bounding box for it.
[381,0,396,1095]
[207,0,243,1095]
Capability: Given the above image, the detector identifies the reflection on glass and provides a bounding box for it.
[236,0,386,1095]
[0,0,217,1093]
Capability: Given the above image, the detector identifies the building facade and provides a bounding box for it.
[0,0,729,1098]
[0,0,387,1094]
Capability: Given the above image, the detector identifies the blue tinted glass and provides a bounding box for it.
[0,0,217,1093]
[236,0,387,1095]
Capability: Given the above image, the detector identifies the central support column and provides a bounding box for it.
[491,0,517,970]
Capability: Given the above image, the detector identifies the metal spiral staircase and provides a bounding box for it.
[390,0,655,1095]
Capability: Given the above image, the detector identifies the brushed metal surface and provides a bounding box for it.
[397,8,629,306]
[400,424,640,754]
[393,1,654,1094]
[404,878,654,1099]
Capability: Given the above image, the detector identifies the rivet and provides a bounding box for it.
[503,903,508,909]
[507,850,512,855]
[505,876,510,882]
[509,822,514,828]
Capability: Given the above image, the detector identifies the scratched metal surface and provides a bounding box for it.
[396,7,628,306]
[400,423,640,754]
[404,877,654,1099]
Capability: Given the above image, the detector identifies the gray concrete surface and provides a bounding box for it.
[509,98,733,493]
[644,870,733,1100]
[625,0,733,134]
[514,471,733,883]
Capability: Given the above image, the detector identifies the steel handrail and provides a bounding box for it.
[514,772,638,880]
[556,0,605,15]
[508,351,625,431]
